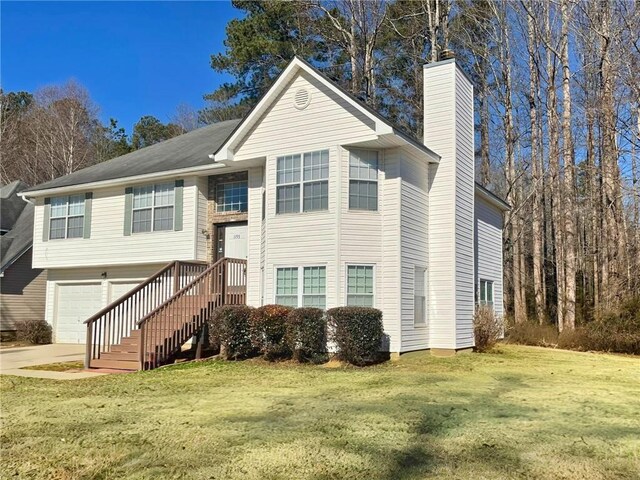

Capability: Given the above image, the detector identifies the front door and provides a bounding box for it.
[216,222,248,260]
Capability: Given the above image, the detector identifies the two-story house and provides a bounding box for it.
[21,56,508,370]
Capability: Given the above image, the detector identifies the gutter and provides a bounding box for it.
[474,183,510,211]
[20,163,228,198]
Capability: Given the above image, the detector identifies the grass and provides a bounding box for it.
[0,340,34,350]
[1,345,638,479]
[19,361,85,372]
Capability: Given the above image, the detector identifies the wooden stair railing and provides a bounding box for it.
[137,257,247,370]
[84,260,207,369]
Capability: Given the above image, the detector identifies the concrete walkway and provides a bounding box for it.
[0,344,106,380]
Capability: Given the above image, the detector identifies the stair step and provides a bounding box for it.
[111,343,139,353]
[100,351,138,361]
[90,359,138,371]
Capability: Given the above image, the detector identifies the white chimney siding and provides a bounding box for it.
[424,59,476,350]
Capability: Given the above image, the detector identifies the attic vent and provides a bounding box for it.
[293,88,311,110]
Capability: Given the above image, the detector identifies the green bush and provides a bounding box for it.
[15,319,52,344]
[285,308,327,363]
[473,306,502,352]
[249,304,293,360]
[209,305,256,360]
[327,307,384,366]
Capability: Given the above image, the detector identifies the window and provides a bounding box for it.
[276,150,328,214]
[132,183,174,233]
[302,266,326,309]
[346,265,374,307]
[414,267,426,326]
[479,279,494,307]
[216,181,248,213]
[275,267,298,307]
[49,195,85,239]
[275,266,326,308]
[349,150,378,211]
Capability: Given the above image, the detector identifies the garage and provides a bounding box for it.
[54,283,103,343]
[108,281,140,302]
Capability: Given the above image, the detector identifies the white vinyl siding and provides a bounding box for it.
[399,148,430,351]
[475,193,505,318]
[349,150,378,211]
[276,150,328,214]
[132,183,174,233]
[346,265,374,307]
[275,266,326,308]
[424,60,475,350]
[33,178,200,269]
[49,195,85,240]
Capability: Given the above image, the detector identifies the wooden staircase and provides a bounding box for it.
[84,258,247,371]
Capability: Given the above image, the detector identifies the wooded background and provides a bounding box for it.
[1,0,638,331]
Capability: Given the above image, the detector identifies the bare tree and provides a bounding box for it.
[560,0,577,330]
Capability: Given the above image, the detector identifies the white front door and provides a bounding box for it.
[55,283,103,343]
[223,223,248,259]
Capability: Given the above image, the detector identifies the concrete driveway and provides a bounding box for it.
[0,344,105,379]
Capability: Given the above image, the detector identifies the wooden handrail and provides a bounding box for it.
[84,260,208,369]
[136,258,226,327]
[138,257,246,370]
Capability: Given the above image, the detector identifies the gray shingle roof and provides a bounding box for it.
[24,119,242,193]
[1,180,29,231]
[1,203,34,273]
[1,181,34,272]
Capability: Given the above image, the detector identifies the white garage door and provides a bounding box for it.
[109,282,140,302]
[55,283,103,344]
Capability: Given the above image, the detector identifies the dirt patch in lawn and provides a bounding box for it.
[20,361,85,372]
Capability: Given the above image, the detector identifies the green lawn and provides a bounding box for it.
[1,345,638,479]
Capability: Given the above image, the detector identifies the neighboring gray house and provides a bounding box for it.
[1,181,47,336]
[20,56,508,369]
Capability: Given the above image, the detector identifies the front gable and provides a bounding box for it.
[232,70,378,160]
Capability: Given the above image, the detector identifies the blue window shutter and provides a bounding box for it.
[124,187,133,236]
[83,192,93,239]
[42,198,51,242]
[174,180,183,231]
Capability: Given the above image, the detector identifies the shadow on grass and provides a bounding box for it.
[215,372,539,479]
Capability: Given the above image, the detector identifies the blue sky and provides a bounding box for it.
[1,1,240,134]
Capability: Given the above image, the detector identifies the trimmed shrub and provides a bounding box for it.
[15,319,52,344]
[473,306,502,352]
[209,305,255,360]
[249,304,293,360]
[285,308,327,363]
[327,307,384,366]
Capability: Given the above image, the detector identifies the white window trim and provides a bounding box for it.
[414,266,427,327]
[479,278,495,308]
[273,265,327,308]
[275,149,329,215]
[348,148,379,212]
[216,180,248,213]
[49,195,85,240]
[344,263,376,308]
[131,183,175,234]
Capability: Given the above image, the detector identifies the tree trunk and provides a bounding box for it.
[545,1,564,331]
[527,8,545,324]
[560,0,576,330]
